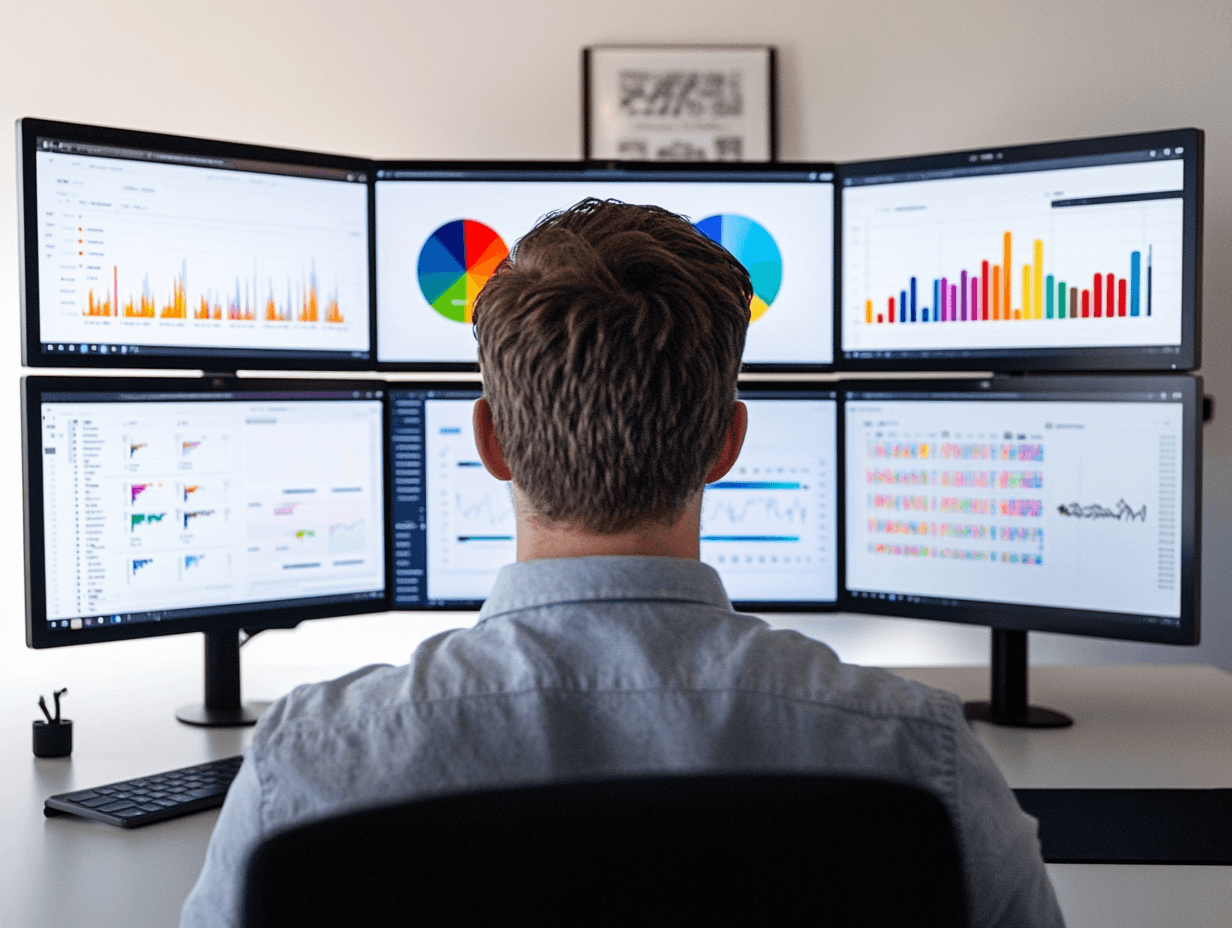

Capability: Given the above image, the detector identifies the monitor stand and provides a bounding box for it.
[176,630,270,727]
[963,629,1072,728]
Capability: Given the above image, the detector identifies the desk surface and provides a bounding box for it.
[3,653,1232,928]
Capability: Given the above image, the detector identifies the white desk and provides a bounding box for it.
[3,651,1232,928]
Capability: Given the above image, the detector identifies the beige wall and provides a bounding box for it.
[1,0,1230,666]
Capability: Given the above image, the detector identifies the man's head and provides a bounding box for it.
[473,198,752,535]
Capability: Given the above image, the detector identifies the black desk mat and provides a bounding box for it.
[1014,789,1232,864]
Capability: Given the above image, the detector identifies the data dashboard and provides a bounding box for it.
[38,393,385,630]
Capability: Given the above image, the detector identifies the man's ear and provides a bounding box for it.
[704,401,748,484]
[473,398,513,482]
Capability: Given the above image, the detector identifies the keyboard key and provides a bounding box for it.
[79,796,115,809]
[62,790,98,802]
[98,800,137,813]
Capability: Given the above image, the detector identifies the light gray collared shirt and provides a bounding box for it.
[182,556,1063,927]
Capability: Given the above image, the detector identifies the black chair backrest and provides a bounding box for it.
[242,773,967,928]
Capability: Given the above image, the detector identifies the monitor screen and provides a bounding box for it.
[374,163,836,370]
[24,377,387,648]
[389,384,839,609]
[18,119,373,370]
[842,375,1199,643]
[839,129,1202,371]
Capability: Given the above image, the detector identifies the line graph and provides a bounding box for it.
[1057,499,1147,522]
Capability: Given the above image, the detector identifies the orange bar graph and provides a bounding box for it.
[86,290,113,317]
[91,261,345,325]
[992,266,1001,319]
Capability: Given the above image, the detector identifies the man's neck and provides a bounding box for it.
[515,492,703,561]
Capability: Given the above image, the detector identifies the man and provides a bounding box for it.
[182,199,1062,927]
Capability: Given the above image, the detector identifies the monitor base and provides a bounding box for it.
[175,702,270,728]
[174,630,267,728]
[965,628,1075,729]
[962,700,1072,728]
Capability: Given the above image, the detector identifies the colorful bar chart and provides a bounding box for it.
[861,232,1151,326]
[841,155,1185,356]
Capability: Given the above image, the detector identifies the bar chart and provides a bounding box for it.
[842,157,1185,355]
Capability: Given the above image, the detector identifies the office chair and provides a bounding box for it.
[241,773,968,928]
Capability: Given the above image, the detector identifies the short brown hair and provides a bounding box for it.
[473,198,752,534]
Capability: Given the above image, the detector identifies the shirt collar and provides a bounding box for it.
[479,556,733,620]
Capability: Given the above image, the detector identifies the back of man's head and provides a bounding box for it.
[473,198,752,535]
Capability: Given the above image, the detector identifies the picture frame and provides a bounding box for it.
[583,45,777,162]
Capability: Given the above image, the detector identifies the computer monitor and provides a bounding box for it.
[838,129,1203,372]
[17,118,374,370]
[23,376,388,725]
[388,382,839,609]
[374,162,836,371]
[842,374,1201,724]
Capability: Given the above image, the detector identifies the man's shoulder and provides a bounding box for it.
[253,662,412,745]
[725,622,963,728]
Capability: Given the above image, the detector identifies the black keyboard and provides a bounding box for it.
[44,755,244,828]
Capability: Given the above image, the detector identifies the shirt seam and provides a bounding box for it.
[269,684,954,740]
[480,594,732,622]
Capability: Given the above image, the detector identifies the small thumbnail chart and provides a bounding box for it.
[417,220,509,323]
[695,214,783,321]
[702,397,837,603]
[35,149,369,355]
[844,396,1183,619]
[842,156,1185,356]
[423,399,515,601]
[39,397,384,625]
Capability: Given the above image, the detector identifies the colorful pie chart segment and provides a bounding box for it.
[417,219,509,323]
[695,214,783,321]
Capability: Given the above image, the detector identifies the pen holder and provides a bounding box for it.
[33,720,72,758]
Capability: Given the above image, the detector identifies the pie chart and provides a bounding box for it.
[417,219,509,323]
[695,214,782,321]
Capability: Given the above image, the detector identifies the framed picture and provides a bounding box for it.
[583,45,777,162]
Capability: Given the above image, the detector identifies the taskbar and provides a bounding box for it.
[846,588,1180,629]
[40,342,370,362]
[46,588,385,633]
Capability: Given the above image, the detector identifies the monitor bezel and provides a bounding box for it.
[836,129,1203,374]
[17,117,377,372]
[23,374,391,649]
[838,373,1201,645]
[372,159,839,373]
